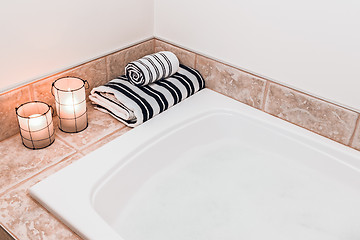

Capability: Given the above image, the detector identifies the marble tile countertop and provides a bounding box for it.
[0,103,132,240]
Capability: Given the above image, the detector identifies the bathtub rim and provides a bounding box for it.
[29,88,360,240]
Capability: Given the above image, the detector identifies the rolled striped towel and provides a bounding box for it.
[125,51,180,86]
[89,64,205,127]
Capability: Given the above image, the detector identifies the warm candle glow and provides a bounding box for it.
[52,77,88,133]
[16,101,55,149]
[28,114,47,131]
[62,96,77,117]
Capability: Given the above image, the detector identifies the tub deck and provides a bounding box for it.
[30,89,360,240]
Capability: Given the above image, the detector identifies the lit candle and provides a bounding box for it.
[52,77,88,133]
[28,114,46,131]
[16,101,55,149]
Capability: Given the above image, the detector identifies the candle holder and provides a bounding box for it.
[52,76,88,133]
[15,101,55,149]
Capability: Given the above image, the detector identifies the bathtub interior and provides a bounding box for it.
[91,110,360,240]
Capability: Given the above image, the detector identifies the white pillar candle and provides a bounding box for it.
[52,77,88,133]
[16,101,55,149]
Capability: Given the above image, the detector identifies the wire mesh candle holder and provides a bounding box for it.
[52,76,89,133]
[15,101,55,149]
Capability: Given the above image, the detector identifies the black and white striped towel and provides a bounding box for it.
[89,64,205,127]
[125,51,180,86]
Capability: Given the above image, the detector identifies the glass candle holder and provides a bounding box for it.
[15,101,55,149]
[52,76,88,133]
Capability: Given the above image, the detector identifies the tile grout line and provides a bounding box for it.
[153,38,156,52]
[262,111,360,151]
[22,152,85,186]
[0,151,80,199]
[28,84,35,101]
[0,126,129,198]
[78,125,128,153]
[104,56,108,83]
[194,54,198,69]
[348,114,360,147]
[54,132,79,152]
[261,81,270,111]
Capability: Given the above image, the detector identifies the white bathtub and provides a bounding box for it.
[30,89,360,240]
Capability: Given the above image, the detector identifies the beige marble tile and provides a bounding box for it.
[30,77,57,116]
[265,83,358,145]
[55,103,126,150]
[196,55,266,109]
[106,39,154,81]
[106,49,126,81]
[350,118,360,150]
[81,127,131,156]
[0,87,32,142]
[0,133,75,194]
[123,39,155,67]
[32,57,107,110]
[155,40,196,68]
[0,153,83,240]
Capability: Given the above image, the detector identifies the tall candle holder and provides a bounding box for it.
[52,76,88,133]
[15,101,55,149]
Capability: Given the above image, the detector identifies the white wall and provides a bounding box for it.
[0,0,154,92]
[154,0,360,110]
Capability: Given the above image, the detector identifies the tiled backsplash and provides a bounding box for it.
[153,39,360,151]
[264,83,358,145]
[196,55,267,110]
[1,37,359,151]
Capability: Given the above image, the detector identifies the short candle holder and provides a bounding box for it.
[15,101,55,149]
[52,76,88,133]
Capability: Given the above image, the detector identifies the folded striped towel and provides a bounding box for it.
[89,64,205,127]
[125,51,180,86]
